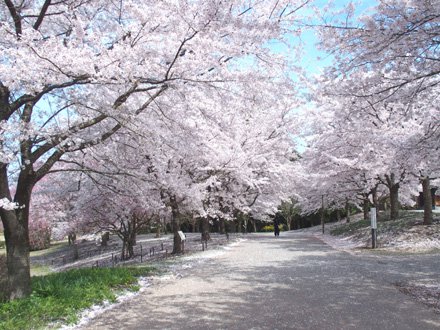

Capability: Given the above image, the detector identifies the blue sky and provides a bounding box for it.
[278,0,379,152]
[282,0,379,76]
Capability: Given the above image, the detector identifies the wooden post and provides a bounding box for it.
[371,207,377,249]
[322,195,324,234]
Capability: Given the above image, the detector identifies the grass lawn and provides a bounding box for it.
[1,234,68,274]
[0,266,155,330]
[0,232,69,257]
[30,240,69,257]
[330,210,425,236]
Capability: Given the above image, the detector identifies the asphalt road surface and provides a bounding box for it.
[78,232,440,330]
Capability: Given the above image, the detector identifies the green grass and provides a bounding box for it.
[0,235,68,257]
[330,211,425,236]
[330,219,370,236]
[29,240,68,258]
[30,265,52,277]
[0,266,155,330]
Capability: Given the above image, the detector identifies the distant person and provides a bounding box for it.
[274,219,280,237]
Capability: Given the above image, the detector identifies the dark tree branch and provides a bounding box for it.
[4,0,22,36]
[33,0,52,30]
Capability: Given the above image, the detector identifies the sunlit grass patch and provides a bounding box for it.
[0,266,155,330]
[30,264,52,277]
[30,240,69,258]
[330,219,370,236]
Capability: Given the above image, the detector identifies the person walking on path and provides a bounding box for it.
[274,219,280,237]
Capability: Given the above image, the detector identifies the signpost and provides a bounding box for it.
[178,231,186,253]
[370,207,377,249]
[321,195,325,234]
[178,231,186,241]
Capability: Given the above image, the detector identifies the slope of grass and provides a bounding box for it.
[330,211,425,237]
[30,240,69,257]
[330,219,370,236]
[0,266,155,330]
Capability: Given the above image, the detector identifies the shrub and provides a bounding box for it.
[29,218,51,251]
[261,224,285,232]
[261,225,274,232]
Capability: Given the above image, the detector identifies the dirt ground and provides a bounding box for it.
[307,211,440,315]
[72,232,440,330]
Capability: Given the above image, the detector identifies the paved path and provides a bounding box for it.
[79,232,440,330]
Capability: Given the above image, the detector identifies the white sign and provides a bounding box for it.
[178,231,186,241]
[370,208,377,229]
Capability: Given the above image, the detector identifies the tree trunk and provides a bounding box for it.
[385,173,400,220]
[237,217,242,233]
[389,184,400,220]
[101,232,110,247]
[170,196,182,254]
[219,218,225,234]
[130,217,137,246]
[72,243,79,261]
[155,218,161,238]
[201,217,210,242]
[121,235,135,260]
[2,209,32,300]
[68,232,76,245]
[250,219,257,233]
[212,218,219,233]
[422,176,433,225]
[243,214,248,234]
[192,216,197,233]
[336,209,341,222]
[363,195,369,221]
[120,216,136,260]
[162,218,168,234]
[0,165,34,301]
[345,201,351,223]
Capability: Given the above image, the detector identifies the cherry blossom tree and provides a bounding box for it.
[0,0,311,300]
[293,0,440,225]
[295,69,437,222]
[316,0,440,106]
